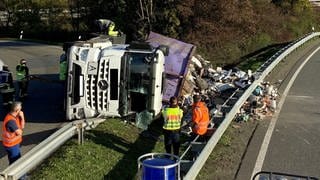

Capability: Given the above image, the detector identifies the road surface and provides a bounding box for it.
[0,40,67,169]
[237,42,320,179]
[259,46,320,177]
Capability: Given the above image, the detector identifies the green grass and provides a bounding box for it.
[237,44,288,71]
[31,118,165,180]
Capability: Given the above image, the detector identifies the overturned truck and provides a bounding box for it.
[64,32,195,123]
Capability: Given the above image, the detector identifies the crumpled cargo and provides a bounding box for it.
[179,54,279,132]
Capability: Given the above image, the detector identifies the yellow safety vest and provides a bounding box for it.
[59,61,67,80]
[162,107,183,130]
[108,24,119,36]
[16,65,26,81]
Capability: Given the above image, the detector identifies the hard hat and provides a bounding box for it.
[20,59,27,64]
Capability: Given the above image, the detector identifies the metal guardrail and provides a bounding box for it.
[0,32,319,180]
[0,118,106,180]
[182,32,320,180]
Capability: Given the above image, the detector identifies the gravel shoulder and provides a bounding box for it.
[197,37,320,180]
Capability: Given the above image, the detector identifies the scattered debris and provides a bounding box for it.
[235,81,279,123]
[179,54,279,133]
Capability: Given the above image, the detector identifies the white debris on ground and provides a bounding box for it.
[178,54,279,135]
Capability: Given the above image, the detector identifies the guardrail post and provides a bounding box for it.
[76,123,84,144]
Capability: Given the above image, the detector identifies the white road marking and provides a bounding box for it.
[250,46,320,179]
[287,95,314,99]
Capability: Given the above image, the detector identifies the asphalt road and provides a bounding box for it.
[0,40,67,169]
[261,47,320,176]
[237,44,320,179]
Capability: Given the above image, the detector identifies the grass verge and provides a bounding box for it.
[31,118,165,179]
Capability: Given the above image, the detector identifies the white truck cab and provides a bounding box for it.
[66,39,168,120]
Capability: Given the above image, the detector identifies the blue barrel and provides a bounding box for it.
[138,153,180,180]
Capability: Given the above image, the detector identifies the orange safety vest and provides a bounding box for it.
[2,114,22,147]
[192,102,210,135]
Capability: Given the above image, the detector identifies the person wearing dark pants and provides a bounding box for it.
[163,129,181,155]
[2,102,27,179]
[16,59,29,99]
[2,102,25,163]
[162,96,183,156]
[5,144,21,164]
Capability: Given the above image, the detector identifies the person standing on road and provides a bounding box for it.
[162,96,183,156]
[16,59,29,98]
[59,53,67,81]
[2,101,25,164]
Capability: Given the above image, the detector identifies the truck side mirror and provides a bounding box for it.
[158,45,169,56]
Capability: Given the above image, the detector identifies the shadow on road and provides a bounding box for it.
[0,41,45,47]
[0,74,65,123]
[0,73,65,165]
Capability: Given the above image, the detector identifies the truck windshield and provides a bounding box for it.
[128,53,151,94]
[127,52,152,112]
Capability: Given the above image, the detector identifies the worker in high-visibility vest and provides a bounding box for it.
[2,102,25,165]
[108,22,121,37]
[59,53,67,81]
[16,59,29,98]
[191,95,210,136]
[162,96,183,156]
[182,95,210,148]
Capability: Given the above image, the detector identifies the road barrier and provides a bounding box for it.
[0,32,319,180]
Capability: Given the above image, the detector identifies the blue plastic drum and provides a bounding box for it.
[138,153,180,180]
